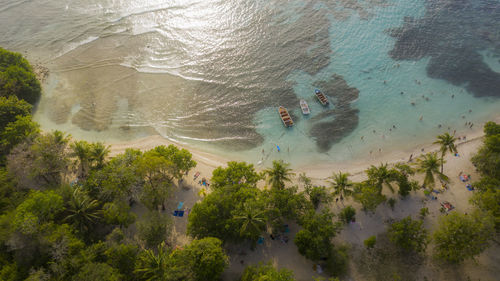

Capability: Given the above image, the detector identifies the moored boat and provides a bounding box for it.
[314,89,329,106]
[278,106,294,127]
[300,99,310,115]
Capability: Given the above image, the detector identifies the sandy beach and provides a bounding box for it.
[108,117,500,281]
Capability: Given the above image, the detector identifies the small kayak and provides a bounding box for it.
[300,99,310,115]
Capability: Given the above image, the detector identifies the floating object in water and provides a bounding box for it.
[300,99,310,115]
[314,89,329,106]
[278,106,293,127]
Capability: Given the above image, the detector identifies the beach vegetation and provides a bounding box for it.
[419,207,429,220]
[329,171,353,204]
[307,185,333,209]
[0,48,41,104]
[387,216,429,253]
[263,160,294,189]
[70,140,94,179]
[64,186,102,236]
[470,187,500,232]
[469,122,500,231]
[338,205,356,224]
[135,238,228,281]
[102,200,136,228]
[87,148,142,201]
[211,161,261,189]
[0,95,31,132]
[353,181,386,212]
[134,242,170,280]
[241,262,295,281]
[294,210,340,261]
[0,115,39,163]
[151,145,196,180]
[364,236,376,249]
[73,262,122,281]
[233,203,267,244]
[434,132,457,173]
[167,237,228,281]
[414,152,448,188]
[471,121,500,179]
[263,184,312,228]
[392,163,418,197]
[433,211,495,263]
[136,150,176,211]
[298,172,312,189]
[137,211,172,249]
[294,209,347,276]
[366,163,398,193]
[187,177,261,243]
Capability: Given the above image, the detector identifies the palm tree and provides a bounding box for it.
[263,160,294,189]
[434,133,457,173]
[89,142,110,170]
[414,152,449,188]
[233,204,266,240]
[366,163,397,193]
[134,242,169,281]
[52,130,71,146]
[328,171,353,205]
[70,140,92,179]
[65,187,101,234]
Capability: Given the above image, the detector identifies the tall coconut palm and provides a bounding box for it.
[134,242,169,281]
[329,171,353,205]
[89,142,110,170]
[415,152,449,188]
[65,187,101,234]
[70,140,92,179]
[263,160,294,189]
[434,133,457,173]
[365,163,397,193]
[233,204,266,240]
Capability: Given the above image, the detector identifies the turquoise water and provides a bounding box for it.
[1,0,499,167]
[249,0,500,167]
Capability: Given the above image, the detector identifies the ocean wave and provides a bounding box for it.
[119,59,217,84]
[54,36,100,58]
[174,135,250,143]
[0,0,30,13]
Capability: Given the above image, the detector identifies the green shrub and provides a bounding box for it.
[364,236,376,249]
[338,205,356,224]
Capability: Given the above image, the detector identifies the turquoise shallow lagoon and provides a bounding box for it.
[1,0,499,168]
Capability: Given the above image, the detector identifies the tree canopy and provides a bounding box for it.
[387,216,429,253]
[0,48,41,104]
[241,262,295,281]
[433,211,494,263]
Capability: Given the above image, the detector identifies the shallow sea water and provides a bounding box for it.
[1,0,499,168]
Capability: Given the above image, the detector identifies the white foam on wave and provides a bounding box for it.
[54,36,100,58]
[119,58,210,83]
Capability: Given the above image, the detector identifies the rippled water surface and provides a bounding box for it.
[1,0,499,166]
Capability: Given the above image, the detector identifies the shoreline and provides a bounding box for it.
[108,116,499,183]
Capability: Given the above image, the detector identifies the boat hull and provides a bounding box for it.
[278,106,294,127]
[314,89,329,106]
[300,99,310,115]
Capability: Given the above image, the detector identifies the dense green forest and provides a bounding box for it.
[0,48,498,281]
